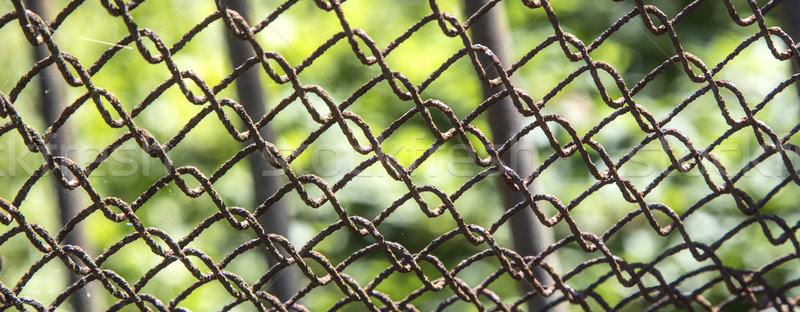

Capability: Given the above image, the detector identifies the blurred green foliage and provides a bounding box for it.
[1,0,799,311]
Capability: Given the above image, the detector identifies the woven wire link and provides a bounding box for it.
[1,0,800,311]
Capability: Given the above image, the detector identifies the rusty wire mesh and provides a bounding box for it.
[1,0,800,311]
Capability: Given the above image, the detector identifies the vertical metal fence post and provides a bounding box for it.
[25,0,99,311]
[221,0,296,302]
[462,1,560,311]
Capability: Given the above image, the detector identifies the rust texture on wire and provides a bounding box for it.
[1,0,800,311]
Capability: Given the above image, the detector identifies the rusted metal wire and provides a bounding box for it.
[1,0,800,311]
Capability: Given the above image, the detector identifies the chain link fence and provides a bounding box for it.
[1,0,800,311]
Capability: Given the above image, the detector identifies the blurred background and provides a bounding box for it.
[1,0,799,311]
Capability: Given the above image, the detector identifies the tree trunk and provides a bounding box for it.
[779,1,800,101]
[221,0,296,302]
[463,1,560,311]
[25,0,98,311]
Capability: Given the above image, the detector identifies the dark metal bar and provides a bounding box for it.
[462,1,560,311]
[25,0,98,311]
[221,0,296,302]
